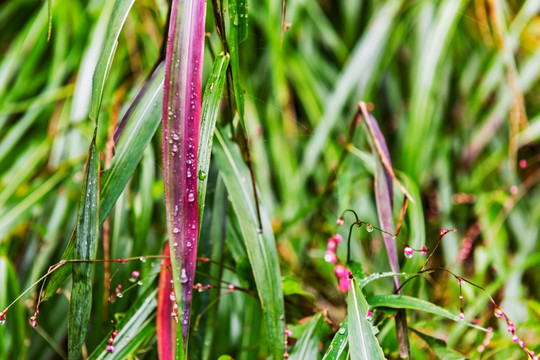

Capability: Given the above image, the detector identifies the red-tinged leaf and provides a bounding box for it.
[359,103,411,358]
[359,102,414,203]
[157,243,176,360]
[162,0,207,353]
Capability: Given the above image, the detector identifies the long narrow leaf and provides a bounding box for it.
[157,243,176,360]
[161,0,206,353]
[289,312,328,360]
[89,0,135,123]
[68,133,100,360]
[214,128,285,360]
[361,105,410,357]
[41,62,164,301]
[197,53,229,219]
[88,288,158,360]
[322,318,349,360]
[366,295,489,332]
[348,278,385,360]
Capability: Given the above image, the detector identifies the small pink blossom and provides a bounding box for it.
[324,251,337,263]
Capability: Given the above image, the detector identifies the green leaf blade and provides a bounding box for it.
[214,128,285,360]
[68,134,100,360]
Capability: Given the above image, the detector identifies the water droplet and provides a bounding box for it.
[30,316,37,327]
[191,224,196,229]
[187,242,191,247]
[494,307,503,318]
[173,242,178,247]
[0,312,5,325]
[338,328,346,335]
[187,193,195,202]
[187,170,192,178]
[172,144,178,152]
[137,281,143,286]
[183,319,188,325]
[172,133,180,141]
[168,111,173,116]
[139,256,147,262]
[180,268,188,283]
[366,310,373,322]
[116,292,123,298]
[173,228,180,234]
[366,224,374,232]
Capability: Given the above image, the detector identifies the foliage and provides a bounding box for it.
[1,0,540,359]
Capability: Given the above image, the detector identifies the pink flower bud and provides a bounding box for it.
[324,251,337,263]
[334,234,343,242]
[327,239,337,251]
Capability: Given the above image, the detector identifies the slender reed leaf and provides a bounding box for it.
[41,63,164,301]
[161,0,206,353]
[68,133,100,360]
[409,328,467,359]
[366,295,489,332]
[348,278,385,360]
[197,53,229,219]
[89,0,135,123]
[157,243,176,360]
[322,318,348,360]
[289,312,328,360]
[214,127,285,360]
[88,288,158,360]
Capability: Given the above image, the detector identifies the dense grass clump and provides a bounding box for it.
[0,0,539,359]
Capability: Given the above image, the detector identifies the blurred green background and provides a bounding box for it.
[0,0,539,358]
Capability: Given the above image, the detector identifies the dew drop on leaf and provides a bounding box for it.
[366,224,374,232]
[180,268,188,283]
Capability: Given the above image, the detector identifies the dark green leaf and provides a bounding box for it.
[214,127,285,360]
[68,134,100,360]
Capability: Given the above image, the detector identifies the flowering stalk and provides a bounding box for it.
[161,0,206,352]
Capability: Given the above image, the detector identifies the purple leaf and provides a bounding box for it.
[161,0,206,350]
[359,102,411,358]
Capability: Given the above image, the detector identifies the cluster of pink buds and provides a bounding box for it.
[477,327,493,353]
[334,264,352,293]
[283,328,292,358]
[492,304,537,359]
[402,245,427,259]
[29,309,39,328]
[324,234,343,264]
[325,227,352,293]
[194,283,213,292]
[106,322,118,353]
[109,284,124,302]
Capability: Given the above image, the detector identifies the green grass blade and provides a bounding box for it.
[214,127,285,360]
[348,278,385,360]
[227,0,248,121]
[409,328,467,360]
[366,295,490,332]
[197,53,230,220]
[88,288,158,360]
[41,63,164,301]
[101,62,164,222]
[289,312,328,359]
[68,133,100,360]
[89,0,135,123]
[322,318,349,360]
